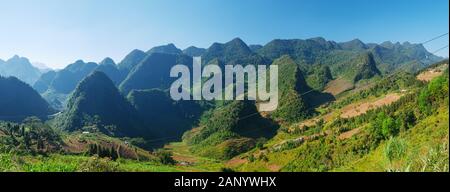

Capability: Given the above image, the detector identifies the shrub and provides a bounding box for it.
[78,155,119,172]
[155,150,176,165]
[220,167,235,172]
[384,138,407,162]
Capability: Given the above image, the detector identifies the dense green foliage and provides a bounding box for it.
[270,56,310,123]
[87,143,119,161]
[281,68,448,172]
[54,72,206,149]
[127,89,204,141]
[185,100,277,160]
[306,65,333,90]
[258,37,440,82]
[331,71,420,109]
[54,71,140,136]
[351,52,381,82]
[0,117,62,154]
[257,38,337,64]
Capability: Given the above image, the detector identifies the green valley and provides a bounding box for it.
[1,37,448,172]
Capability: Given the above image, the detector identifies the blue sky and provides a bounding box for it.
[0,0,448,69]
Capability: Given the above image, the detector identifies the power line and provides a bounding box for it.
[421,33,449,45]
[431,45,449,54]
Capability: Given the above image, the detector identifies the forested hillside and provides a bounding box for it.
[0,37,447,172]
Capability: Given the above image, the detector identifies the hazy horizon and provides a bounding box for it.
[0,0,448,69]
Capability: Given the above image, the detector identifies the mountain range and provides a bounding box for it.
[0,55,42,85]
[1,36,444,142]
[0,36,448,172]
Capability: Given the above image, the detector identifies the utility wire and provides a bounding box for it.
[421,33,448,45]
[431,45,449,54]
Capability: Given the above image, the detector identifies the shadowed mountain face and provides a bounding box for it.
[0,76,54,121]
[352,52,381,82]
[0,55,42,85]
[119,53,193,94]
[32,60,99,110]
[35,60,99,95]
[55,71,205,146]
[127,89,204,142]
[270,55,311,123]
[117,49,148,72]
[94,58,124,85]
[33,70,57,93]
[55,71,140,136]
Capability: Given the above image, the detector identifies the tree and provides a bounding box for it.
[381,116,397,138]
[156,150,176,165]
[399,110,416,131]
[418,89,431,115]
[110,147,118,161]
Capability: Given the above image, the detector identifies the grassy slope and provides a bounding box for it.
[338,107,448,172]
[0,153,181,172]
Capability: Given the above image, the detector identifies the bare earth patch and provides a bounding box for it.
[290,93,403,133]
[267,164,282,172]
[225,157,247,167]
[338,128,361,140]
[290,112,335,132]
[340,93,402,118]
[324,78,354,96]
[172,154,198,164]
[417,64,448,82]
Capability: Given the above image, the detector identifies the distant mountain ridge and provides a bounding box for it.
[147,43,183,55]
[19,36,444,113]
[95,57,124,85]
[0,55,42,85]
[183,46,206,57]
[201,38,270,65]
